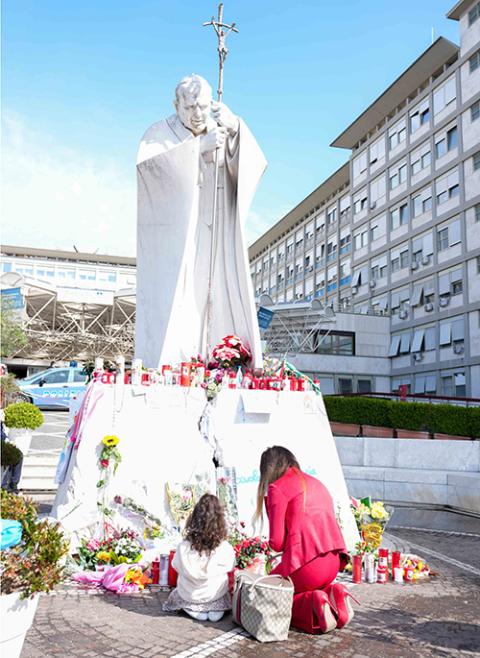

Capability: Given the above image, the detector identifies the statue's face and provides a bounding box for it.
[176,86,212,135]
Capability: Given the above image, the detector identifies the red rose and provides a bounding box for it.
[100,459,110,468]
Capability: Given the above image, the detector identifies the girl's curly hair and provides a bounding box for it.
[184,494,227,556]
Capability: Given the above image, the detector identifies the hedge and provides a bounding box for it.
[324,396,480,438]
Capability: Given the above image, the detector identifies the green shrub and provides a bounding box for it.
[4,402,44,430]
[0,490,69,598]
[1,441,23,466]
[324,396,479,438]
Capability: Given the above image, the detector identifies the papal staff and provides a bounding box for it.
[203,4,238,361]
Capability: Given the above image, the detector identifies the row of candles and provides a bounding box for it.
[92,357,318,392]
[352,549,413,584]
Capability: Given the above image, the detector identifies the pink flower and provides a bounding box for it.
[100,459,110,468]
[87,538,100,551]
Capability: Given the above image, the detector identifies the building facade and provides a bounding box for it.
[249,1,480,398]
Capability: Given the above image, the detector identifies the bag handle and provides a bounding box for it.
[248,574,294,589]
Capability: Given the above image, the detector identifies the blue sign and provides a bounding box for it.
[1,287,24,310]
[257,306,274,330]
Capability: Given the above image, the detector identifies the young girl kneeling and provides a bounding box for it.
[163,493,235,622]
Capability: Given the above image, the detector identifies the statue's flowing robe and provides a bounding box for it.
[135,114,267,369]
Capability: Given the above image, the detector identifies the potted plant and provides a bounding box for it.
[1,441,23,492]
[4,402,44,455]
[0,490,69,658]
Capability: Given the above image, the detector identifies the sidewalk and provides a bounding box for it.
[22,530,480,658]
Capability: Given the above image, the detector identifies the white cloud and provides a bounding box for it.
[1,113,136,256]
[1,113,282,257]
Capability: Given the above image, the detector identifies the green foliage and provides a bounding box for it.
[0,490,69,598]
[0,306,28,358]
[4,402,44,430]
[1,441,23,466]
[324,396,479,438]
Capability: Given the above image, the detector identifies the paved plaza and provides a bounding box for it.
[19,413,480,657]
[20,528,480,658]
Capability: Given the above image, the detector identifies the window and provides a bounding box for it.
[73,370,87,383]
[452,280,463,295]
[327,207,337,225]
[477,256,480,274]
[2,262,12,273]
[353,193,368,215]
[389,163,407,190]
[469,1,480,25]
[435,126,457,158]
[437,227,449,251]
[469,50,480,74]
[410,100,430,133]
[433,76,456,114]
[437,220,461,252]
[42,370,69,384]
[471,100,480,122]
[411,142,431,175]
[400,250,409,269]
[369,136,385,165]
[354,229,368,250]
[314,331,355,356]
[352,152,367,179]
[390,203,409,229]
[473,152,480,171]
[388,120,406,150]
[79,269,96,281]
[340,233,351,254]
[436,169,459,206]
[357,379,372,393]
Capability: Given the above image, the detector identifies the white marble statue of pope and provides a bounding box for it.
[135,74,267,370]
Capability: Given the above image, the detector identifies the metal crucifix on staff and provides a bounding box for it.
[135,4,266,371]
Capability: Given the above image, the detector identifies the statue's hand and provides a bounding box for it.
[200,126,227,154]
[211,101,240,135]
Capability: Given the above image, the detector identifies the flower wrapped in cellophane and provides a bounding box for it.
[166,483,201,530]
[351,497,392,549]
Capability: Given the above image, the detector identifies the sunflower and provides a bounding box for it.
[102,435,120,447]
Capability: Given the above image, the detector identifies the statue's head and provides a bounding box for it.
[174,74,212,136]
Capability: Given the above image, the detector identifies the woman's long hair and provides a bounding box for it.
[184,493,228,556]
[254,446,301,523]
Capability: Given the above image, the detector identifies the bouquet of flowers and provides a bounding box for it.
[351,497,392,549]
[77,529,142,570]
[166,483,200,529]
[97,435,122,488]
[216,467,238,528]
[210,335,251,369]
[228,524,272,572]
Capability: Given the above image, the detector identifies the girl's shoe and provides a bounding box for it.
[207,610,225,622]
[312,589,338,633]
[328,583,360,629]
[184,608,208,621]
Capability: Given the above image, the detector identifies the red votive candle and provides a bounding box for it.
[151,558,160,585]
[391,551,401,575]
[289,377,297,391]
[180,362,191,387]
[352,555,362,583]
[168,550,178,587]
[297,378,305,392]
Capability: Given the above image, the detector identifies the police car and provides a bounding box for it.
[18,366,88,409]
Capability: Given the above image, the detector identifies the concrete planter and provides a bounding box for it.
[395,429,431,440]
[0,592,40,658]
[433,433,472,441]
[7,428,33,455]
[330,422,360,437]
[362,425,395,438]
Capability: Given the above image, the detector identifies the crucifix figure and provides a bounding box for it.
[134,5,267,370]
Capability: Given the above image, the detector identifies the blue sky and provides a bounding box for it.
[2,1,459,256]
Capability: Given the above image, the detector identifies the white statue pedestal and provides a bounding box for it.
[51,384,358,550]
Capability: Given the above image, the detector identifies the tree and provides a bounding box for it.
[1,305,28,358]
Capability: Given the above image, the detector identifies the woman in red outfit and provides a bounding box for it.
[255,446,358,634]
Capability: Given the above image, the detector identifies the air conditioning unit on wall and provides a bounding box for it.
[411,261,418,270]
[422,256,431,266]
[399,309,409,319]
[439,296,450,307]
[453,344,465,355]
[413,352,423,361]
[351,286,358,295]
[369,280,376,288]
[424,302,434,312]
